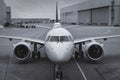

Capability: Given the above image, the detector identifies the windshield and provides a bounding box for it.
[50,36,59,42]
[47,36,72,42]
[60,36,69,42]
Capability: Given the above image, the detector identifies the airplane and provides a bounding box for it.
[0,2,120,79]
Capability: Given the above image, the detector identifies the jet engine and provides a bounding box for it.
[83,41,104,61]
[13,42,32,61]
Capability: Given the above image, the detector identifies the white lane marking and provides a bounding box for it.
[28,31,40,38]
[73,57,88,80]
[102,30,111,34]
[35,33,42,39]
[20,31,33,37]
[64,25,79,29]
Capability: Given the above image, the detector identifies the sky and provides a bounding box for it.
[4,0,87,19]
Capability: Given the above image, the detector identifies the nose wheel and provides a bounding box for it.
[56,70,63,79]
[54,65,63,80]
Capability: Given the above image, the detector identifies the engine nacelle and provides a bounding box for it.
[83,41,104,61]
[13,42,31,61]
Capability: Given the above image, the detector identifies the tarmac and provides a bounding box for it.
[0,23,120,80]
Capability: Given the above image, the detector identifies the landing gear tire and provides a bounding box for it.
[32,51,41,59]
[56,71,63,79]
[75,51,84,59]
[37,51,40,59]
[75,51,79,59]
[32,52,35,58]
[80,52,84,58]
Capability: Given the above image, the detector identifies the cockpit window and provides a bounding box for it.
[46,36,50,41]
[68,36,73,41]
[47,36,73,42]
[60,36,69,42]
[49,36,59,42]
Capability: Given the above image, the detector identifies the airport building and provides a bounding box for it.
[12,18,51,28]
[60,0,120,26]
[0,0,7,25]
[0,0,11,26]
[6,6,11,24]
[12,18,51,24]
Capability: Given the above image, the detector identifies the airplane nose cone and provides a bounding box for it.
[55,50,68,61]
[45,42,74,64]
[51,47,72,63]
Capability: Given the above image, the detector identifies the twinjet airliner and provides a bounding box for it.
[1,22,120,62]
[0,2,120,79]
[0,2,120,63]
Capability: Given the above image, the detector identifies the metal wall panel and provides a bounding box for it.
[78,10,91,25]
[66,12,78,24]
[92,7,109,25]
[0,0,7,25]
[114,6,120,26]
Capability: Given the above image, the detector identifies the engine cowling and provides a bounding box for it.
[83,41,104,61]
[13,42,31,61]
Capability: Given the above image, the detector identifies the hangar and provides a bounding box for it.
[12,18,51,24]
[0,0,11,26]
[0,0,7,25]
[60,0,120,26]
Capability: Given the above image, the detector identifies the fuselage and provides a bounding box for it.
[45,23,74,64]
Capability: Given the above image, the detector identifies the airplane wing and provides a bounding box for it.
[74,35,120,44]
[0,35,45,45]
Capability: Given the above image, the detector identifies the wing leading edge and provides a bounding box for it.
[74,35,120,44]
[0,35,45,45]
[1,35,120,45]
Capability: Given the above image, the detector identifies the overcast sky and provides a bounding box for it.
[4,0,87,19]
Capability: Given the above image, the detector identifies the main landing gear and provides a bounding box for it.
[54,65,63,80]
[74,43,84,59]
[32,51,41,58]
[32,43,43,59]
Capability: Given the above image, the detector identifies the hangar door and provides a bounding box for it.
[66,12,78,24]
[92,7,109,26]
[78,10,91,25]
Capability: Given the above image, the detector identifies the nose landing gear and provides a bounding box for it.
[54,65,63,80]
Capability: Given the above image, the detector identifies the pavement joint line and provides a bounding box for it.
[27,31,39,38]
[20,31,33,37]
[94,68,106,80]
[73,57,88,80]
[35,32,43,39]
[65,25,78,29]
[4,47,11,80]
